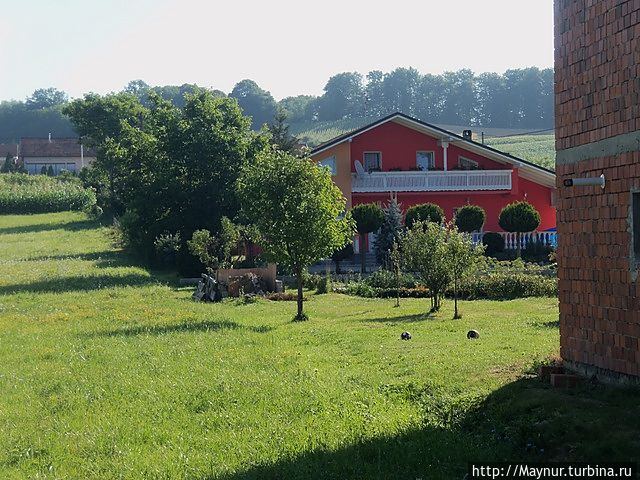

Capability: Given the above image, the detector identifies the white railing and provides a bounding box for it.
[352,170,512,192]
[471,231,558,250]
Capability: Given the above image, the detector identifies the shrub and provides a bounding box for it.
[266,292,299,301]
[0,173,96,214]
[331,243,354,274]
[454,205,486,232]
[341,283,430,299]
[498,201,541,257]
[455,272,557,300]
[405,203,444,228]
[364,269,417,289]
[316,276,329,294]
[351,203,384,273]
[482,232,505,256]
[154,232,182,268]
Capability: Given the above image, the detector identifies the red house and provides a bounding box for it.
[310,113,557,251]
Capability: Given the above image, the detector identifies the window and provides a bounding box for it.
[416,151,435,171]
[458,156,479,170]
[319,156,337,176]
[363,152,381,172]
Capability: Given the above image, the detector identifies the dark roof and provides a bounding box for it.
[310,112,555,175]
[0,143,18,157]
[20,138,96,158]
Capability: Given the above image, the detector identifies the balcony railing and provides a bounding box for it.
[351,170,512,192]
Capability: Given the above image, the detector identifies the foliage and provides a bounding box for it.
[1,153,26,174]
[230,79,277,129]
[265,292,298,301]
[237,148,354,320]
[0,173,96,214]
[446,226,485,318]
[374,197,404,267]
[485,134,555,171]
[66,89,268,260]
[343,283,430,298]
[154,232,181,268]
[454,204,486,233]
[268,109,300,154]
[456,271,557,300]
[316,276,329,295]
[364,269,417,289]
[402,220,450,311]
[25,88,68,110]
[499,201,541,257]
[351,202,384,274]
[405,203,444,228]
[186,218,241,272]
[331,243,354,274]
[482,232,506,256]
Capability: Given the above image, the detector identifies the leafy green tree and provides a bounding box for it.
[498,201,541,258]
[405,203,444,229]
[230,79,277,129]
[374,197,404,268]
[454,205,486,233]
[187,217,240,272]
[25,88,68,110]
[446,226,484,319]
[402,220,450,312]
[277,95,316,123]
[237,148,354,320]
[317,72,365,121]
[351,203,384,273]
[268,109,299,154]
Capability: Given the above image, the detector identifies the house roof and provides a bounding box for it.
[310,112,556,188]
[20,138,97,158]
[0,143,18,157]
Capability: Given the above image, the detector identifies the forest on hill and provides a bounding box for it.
[0,66,553,144]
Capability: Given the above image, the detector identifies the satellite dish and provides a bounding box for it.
[355,160,365,175]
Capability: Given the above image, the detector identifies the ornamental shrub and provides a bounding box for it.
[482,232,505,256]
[405,203,444,228]
[454,204,486,232]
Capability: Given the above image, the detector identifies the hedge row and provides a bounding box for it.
[0,173,96,214]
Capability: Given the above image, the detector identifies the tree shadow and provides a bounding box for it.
[93,319,273,337]
[362,311,437,323]
[0,219,100,235]
[207,376,640,479]
[23,250,133,269]
[0,273,155,295]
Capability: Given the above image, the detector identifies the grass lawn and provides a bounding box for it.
[0,213,638,479]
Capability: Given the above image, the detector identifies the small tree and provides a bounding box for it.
[498,201,541,258]
[2,154,12,173]
[237,148,354,320]
[402,220,450,312]
[47,165,55,176]
[454,204,486,233]
[446,226,484,319]
[40,165,47,175]
[374,197,404,268]
[351,203,384,273]
[268,109,300,155]
[390,240,402,308]
[405,203,444,229]
[331,243,354,274]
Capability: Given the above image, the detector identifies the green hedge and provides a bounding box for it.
[455,272,557,300]
[0,173,96,214]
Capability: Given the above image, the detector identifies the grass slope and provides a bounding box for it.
[0,213,637,479]
[485,134,556,171]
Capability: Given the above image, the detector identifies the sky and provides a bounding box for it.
[0,0,554,102]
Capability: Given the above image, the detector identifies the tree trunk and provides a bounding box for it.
[296,266,304,320]
[360,233,367,274]
[454,278,459,319]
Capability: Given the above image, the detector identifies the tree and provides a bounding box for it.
[402,220,450,312]
[26,88,68,110]
[331,243,354,274]
[277,95,316,124]
[454,205,486,233]
[374,197,404,268]
[268,109,299,154]
[237,148,354,320]
[317,72,365,121]
[229,79,277,130]
[498,201,541,258]
[40,165,47,175]
[351,203,384,273]
[47,165,55,176]
[446,226,484,319]
[405,203,444,229]
[2,153,15,173]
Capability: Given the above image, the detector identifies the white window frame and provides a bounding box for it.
[416,151,435,171]
[458,156,479,170]
[319,155,337,176]
[363,151,382,172]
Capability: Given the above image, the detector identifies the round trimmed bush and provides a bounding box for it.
[498,201,540,234]
[454,204,486,232]
[405,203,444,228]
[482,232,505,256]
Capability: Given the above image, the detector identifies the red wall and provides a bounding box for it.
[350,121,509,172]
[348,120,556,231]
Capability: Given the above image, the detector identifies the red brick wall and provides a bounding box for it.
[555,0,640,378]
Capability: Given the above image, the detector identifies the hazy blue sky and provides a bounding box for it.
[0,0,554,101]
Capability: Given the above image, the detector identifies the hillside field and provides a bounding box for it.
[0,213,637,479]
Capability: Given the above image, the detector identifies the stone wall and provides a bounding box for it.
[555,0,640,380]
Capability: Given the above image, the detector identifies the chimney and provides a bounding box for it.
[462,130,472,141]
[48,133,52,142]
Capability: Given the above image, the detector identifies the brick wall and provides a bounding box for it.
[555,0,640,379]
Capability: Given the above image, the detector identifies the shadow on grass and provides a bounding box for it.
[209,376,640,479]
[0,273,155,295]
[95,319,273,337]
[0,219,100,235]
[363,311,437,323]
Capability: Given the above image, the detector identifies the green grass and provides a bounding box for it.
[485,134,556,171]
[0,212,637,479]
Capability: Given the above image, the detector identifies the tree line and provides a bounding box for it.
[0,66,553,143]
